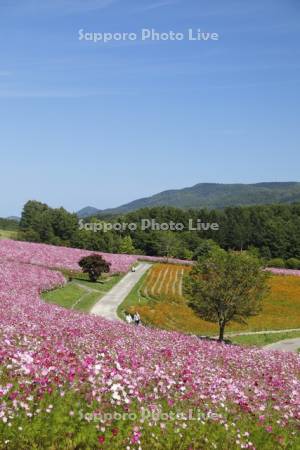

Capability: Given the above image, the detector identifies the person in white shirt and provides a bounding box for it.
[125,313,133,324]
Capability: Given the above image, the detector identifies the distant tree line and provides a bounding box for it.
[15,200,300,268]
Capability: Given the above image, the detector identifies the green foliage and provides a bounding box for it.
[193,239,225,261]
[78,254,111,282]
[116,203,300,261]
[266,258,286,268]
[286,258,300,269]
[176,247,194,260]
[119,235,137,254]
[21,228,42,243]
[184,253,270,341]
[18,200,300,264]
[0,386,298,449]
[0,217,19,231]
[20,200,78,246]
[152,231,180,258]
[245,246,261,259]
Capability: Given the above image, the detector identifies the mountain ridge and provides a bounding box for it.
[77,182,300,217]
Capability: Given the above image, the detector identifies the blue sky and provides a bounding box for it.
[0,0,300,216]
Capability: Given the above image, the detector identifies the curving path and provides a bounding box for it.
[264,338,300,353]
[224,328,300,337]
[91,262,151,321]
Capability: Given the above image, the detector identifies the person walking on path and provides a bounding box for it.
[133,312,141,326]
[125,312,133,324]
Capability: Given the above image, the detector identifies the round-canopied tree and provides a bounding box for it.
[78,254,111,282]
[184,252,270,341]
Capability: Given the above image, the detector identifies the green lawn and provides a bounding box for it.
[42,273,123,313]
[42,283,87,309]
[74,275,122,292]
[74,291,102,312]
[231,330,300,347]
[0,229,18,239]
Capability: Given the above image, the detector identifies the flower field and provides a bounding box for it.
[141,263,190,302]
[0,239,138,273]
[0,239,192,274]
[0,242,299,448]
[132,265,300,335]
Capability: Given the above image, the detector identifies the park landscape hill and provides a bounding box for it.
[0,194,300,448]
[77,181,300,217]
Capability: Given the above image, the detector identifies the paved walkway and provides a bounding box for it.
[91,262,151,321]
[224,328,300,337]
[264,338,300,353]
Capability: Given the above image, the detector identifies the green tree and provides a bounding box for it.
[184,252,269,341]
[20,201,77,245]
[193,239,225,261]
[50,208,78,242]
[20,200,49,230]
[153,231,180,258]
[119,235,137,254]
[78,254,111,282]
[20,229,40,242]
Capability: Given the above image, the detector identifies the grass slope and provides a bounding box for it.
[231,330,300,347]
[0,229,18,240]
[42,273,123,313]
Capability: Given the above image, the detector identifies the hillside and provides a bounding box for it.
[0,239,300,448]
[77,182,300,217]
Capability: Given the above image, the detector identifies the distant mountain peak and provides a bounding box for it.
[77,206,101,218]
[6,216,20,222]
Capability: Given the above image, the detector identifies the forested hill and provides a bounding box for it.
[78,182,300,217]
[19,200,300,266]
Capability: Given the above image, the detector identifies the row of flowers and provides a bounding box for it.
[266,267,300,277]
[0,239,192,273]
[1,239,299,276]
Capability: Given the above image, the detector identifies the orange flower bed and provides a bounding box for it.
[136,266,300,335]
[141,263,190,302]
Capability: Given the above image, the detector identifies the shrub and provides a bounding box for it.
[286,258,300,270]
[266,258,286,268]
